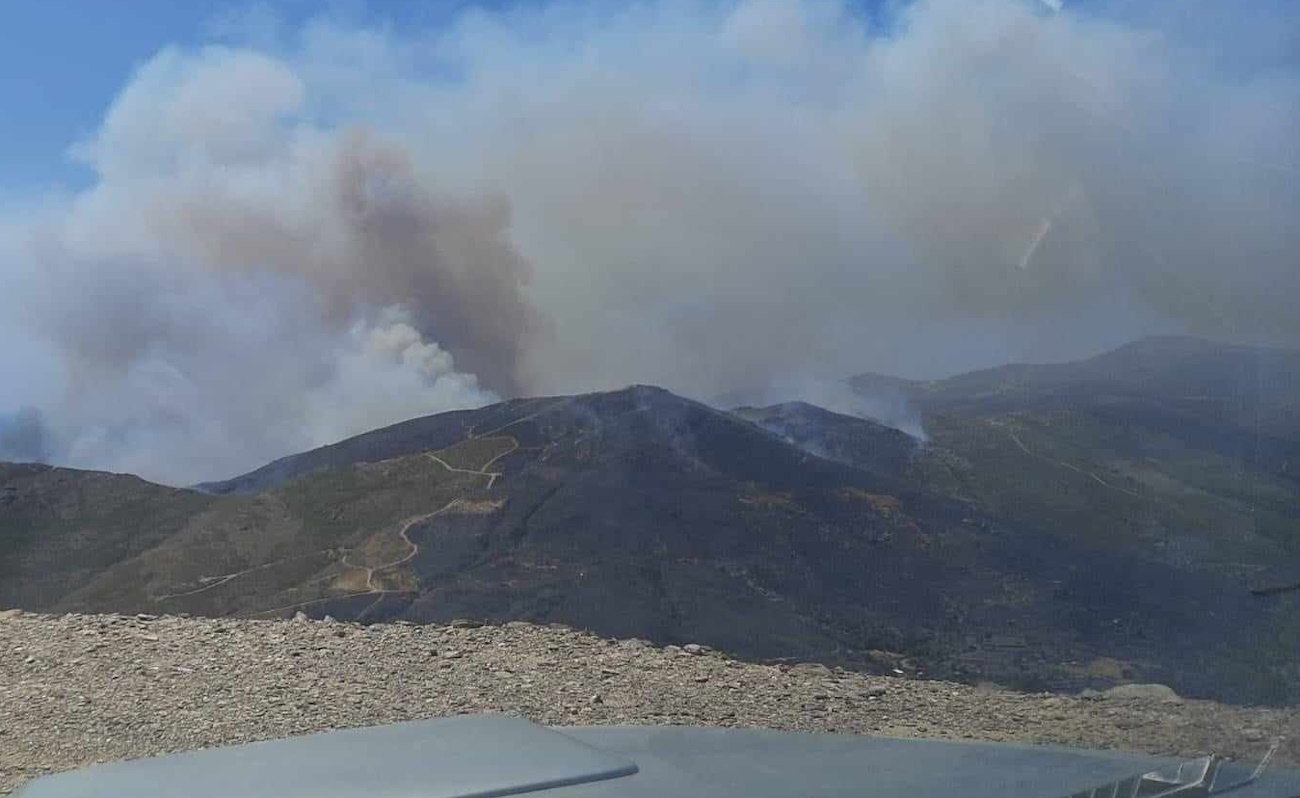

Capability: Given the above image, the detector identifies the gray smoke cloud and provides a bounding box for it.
[0,0,1296,484]
[0,408,50,464]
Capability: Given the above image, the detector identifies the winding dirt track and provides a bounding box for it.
[1005,428,1142,498]
[347,502,462,620]
[344,430,532,618]
[466,397,571,441]
[425,436,518,489]
[164,401,567,620]
[258,498,473,621]
[350,504,458,592]
[154,549,338,602]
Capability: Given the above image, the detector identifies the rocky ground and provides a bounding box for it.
[2,610,1296,795]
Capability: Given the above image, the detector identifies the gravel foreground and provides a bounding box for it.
[2,611,1296,794]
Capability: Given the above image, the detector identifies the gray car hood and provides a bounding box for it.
[15,713,1299,798]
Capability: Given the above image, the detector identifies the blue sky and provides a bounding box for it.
[0,0,509,192]
[2,1,235,190]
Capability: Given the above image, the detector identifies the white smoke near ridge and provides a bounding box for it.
[0,0,1296,484]
[760,378,929,442]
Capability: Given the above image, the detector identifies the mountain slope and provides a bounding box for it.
[0,463,213,609]
[55,387,955,654]
[4,339,1300,704]
[848,337,1300,575]
[731,401,922,481]
[854,335,1300,473]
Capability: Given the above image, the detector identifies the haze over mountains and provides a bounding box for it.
[3,337,1298,705]
[2,0,1298,487]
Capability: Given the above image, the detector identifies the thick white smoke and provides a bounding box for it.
[1,0,1296,483]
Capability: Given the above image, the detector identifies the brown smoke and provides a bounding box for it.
[151,129,539,394]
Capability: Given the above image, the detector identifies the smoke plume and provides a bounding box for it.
[0,408,50,464]
[0,0,1296,483]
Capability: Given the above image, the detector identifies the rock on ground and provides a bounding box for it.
[1,611,1296,794]
[1100,684,1184,703]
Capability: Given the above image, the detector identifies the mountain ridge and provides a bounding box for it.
[4,337,1300,704]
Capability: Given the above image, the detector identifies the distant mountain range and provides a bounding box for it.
[3,336,1298,704]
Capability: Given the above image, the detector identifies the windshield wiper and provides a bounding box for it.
[1062,740,1283,798]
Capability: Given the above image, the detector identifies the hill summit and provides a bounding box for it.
[4,338,1300,705]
